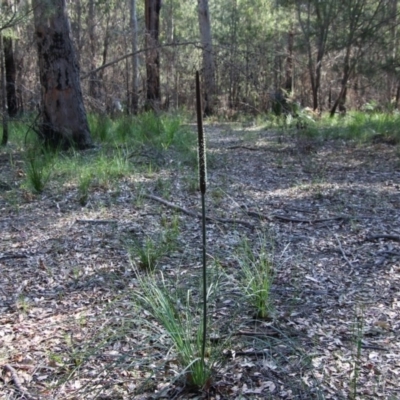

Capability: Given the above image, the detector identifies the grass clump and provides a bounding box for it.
[88,114,113,142]
[106,112,194,151]
[236,236,275,319]
[292,111,400,143]
[132,236,164,271]
[56,147,133,192]
[24,145,56,193]
[77,172,92,205]
[129,225,180,271]
[132,268,214,389]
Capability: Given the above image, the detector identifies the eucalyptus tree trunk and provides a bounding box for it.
[32,0,92,149]
[197,0,216,115]
[130,0,139,113]
[145,0,162,111]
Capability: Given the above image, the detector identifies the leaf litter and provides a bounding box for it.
[0,124,399,399]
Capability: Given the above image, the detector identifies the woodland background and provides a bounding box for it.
[1,0,400,120]
[0,1,400,400]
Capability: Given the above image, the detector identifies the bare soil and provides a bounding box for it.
[1,124,400,399]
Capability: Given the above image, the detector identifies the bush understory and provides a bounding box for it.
[0,110,399,399]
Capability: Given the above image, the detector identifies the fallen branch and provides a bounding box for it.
[244,208,348,224]
[377,251,400,257]
[2,364,37,400]
[75,219,118,225]
[227,145,260,151]
[365,234,400,242]
[144,194,255,229]
[0,253,28,260]
[234,329,280,338]
[225,350,270,358]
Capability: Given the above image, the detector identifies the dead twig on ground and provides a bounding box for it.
[244,207,349,224]
[0,253,29,260]
[227,145,260,151]
[365,234,400,242]
[75,219,118,225]
[1,364,37,400]
[144,194,255,229]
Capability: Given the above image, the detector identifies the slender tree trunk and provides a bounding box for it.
[163,0,174,110]
[395,83,400,108]
[2,0,18,117]
[145,0,162,111]
[130,0,139,113]
[284,29,294,94]
[74,0,82,63]
[32,0,92,149]
[88,0,100,100]
[388,0,398,105]
[330,48,351,117]
[197,0,216,115]
[297,1,337,111]
[122,10,130,114]
[228,0,238,109]
[299,2,317,109]
[313,43,325,111]
[99,12,111,83]
[312,7,327,112]
[1,35,8,146]
[3,35,18,117]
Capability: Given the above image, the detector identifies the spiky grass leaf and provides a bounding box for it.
[132,268,212,387]
[236,236,274,319]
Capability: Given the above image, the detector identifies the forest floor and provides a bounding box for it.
[1,123,400,399]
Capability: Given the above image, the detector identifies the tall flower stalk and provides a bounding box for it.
[196,71,207,370]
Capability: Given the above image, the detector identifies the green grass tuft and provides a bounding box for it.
[24,145,56,193]
[131,267,214,388]
[236,236,275,320]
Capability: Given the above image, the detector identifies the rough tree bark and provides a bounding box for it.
[145,0,162,111]
[198,0,216,115]
[32,0,92,149]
